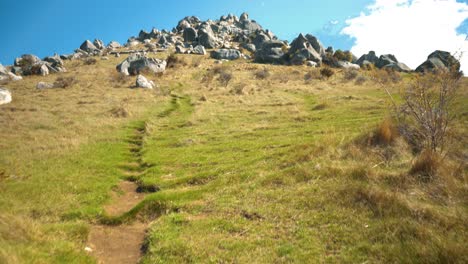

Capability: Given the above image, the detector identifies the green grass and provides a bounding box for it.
[0,56,466,263]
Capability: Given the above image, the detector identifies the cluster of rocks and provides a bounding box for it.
[116,53,166,76]
[415,50,460,73]
[5,54,67,77]
[356,51,411,72]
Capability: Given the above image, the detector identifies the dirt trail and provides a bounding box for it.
[87,181,147,264]
[87,120,154,264]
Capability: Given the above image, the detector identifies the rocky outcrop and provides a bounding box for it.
[183,27,198,43]
[13,54,65,76]
[135,74,154,89]
[80,40,98,53]
[0,88,12,105]
[254,41,286,64]
[107,41,122,49]
[415,50,460,73]
[286,34,322,65]
[116,54,167,75]
[211,49,241,60]
[356,51,379,66]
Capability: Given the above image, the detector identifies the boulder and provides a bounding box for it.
[376,54,398,68]
[0,88,12,105]
[415,50,460,73]
[36,82,54,89]
[241,43,256,53]
[198,31,218,49]
[383,62,412,72]
[183,27,198,43]
[193,45,207,55]
[240,12,249,22]
[287,34,322,65]
[305,34,325,55]
[135,74,154,89]
[80,40,98,53]
[337,61,360,70]
[43,54,66,72]
[8,72,22,81]
[116,54,167,76]
[306,61,318,67]
[254,40,286,64]
[14,54,41,67]
[0,64,8,75]
[253,32,271,49]
[107,41,122,49]
[211,49,241,60]
[93,39,105,50]
[356,51,379,66]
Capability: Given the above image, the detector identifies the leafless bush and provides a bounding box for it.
[320,67,335,79]
[166,54,187,69]
[355,75,367,85]
[343,69,359,81]
[53,76,77,88]
[254,67,271,80]
[396,70,461,153]
[218,71,233,87]
[304,70,321,83]
[83,57,97,65]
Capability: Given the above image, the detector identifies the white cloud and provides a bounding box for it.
[342,0,468,73]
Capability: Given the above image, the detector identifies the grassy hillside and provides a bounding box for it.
[0,53,467,263]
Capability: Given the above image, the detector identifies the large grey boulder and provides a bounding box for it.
[80,40,98,53]
[0,88,12,105]
[43,54,66,73]
[93,39,105,50]
[375,54,398,68]
[253,32,271,49]
[107,41,122,49]
[198,31,217,49]
[286,34,322,65]
[193,45,207,55]
[305,34,325,56]
[254,40,286,64]
[356,51,379,66]
[211,49,241,60]
[383,62,412,72]
[135,74,154,89]
[183,27,198,43]
[415,50,460,73]
[177,16,201,31]
[116,54,167,76]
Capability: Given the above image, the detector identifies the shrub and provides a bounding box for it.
[83,57,97,65]
[410,150,440,182]
[304,70,320,83]
[343,69,359,81]
[355,75,367,85]
[53,76,76,88]
[369,118,399,146]
[320,67,334,79]
[218,71,233,87]
[166,54,187,69]
[397,70,461,153]
[254,67,271,80]
[333,50,353,62]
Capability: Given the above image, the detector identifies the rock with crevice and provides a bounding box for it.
[415,50,460,73]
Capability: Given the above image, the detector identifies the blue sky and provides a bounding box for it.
[1,0,467,71]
